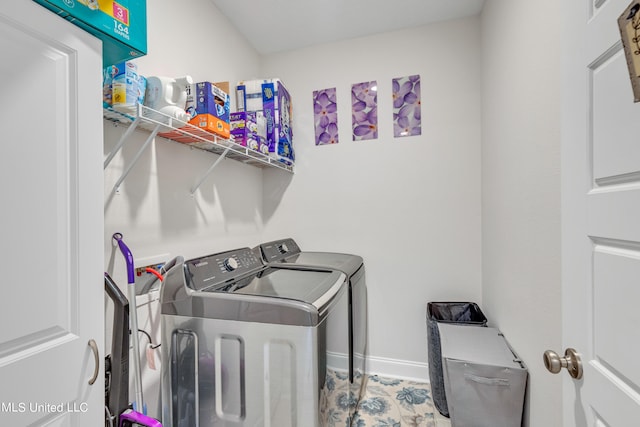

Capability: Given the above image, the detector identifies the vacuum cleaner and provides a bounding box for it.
[105,272,162,427]
[105,232,163,427]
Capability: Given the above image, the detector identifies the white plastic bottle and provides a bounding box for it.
[144,76,194,124]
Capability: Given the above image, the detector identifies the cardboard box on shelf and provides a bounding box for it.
[188,81,230,139]
[33,0,147,64]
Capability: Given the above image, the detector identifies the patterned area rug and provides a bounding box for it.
[322,372,436,427]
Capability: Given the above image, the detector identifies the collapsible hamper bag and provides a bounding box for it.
[439,324,528,427]
[426,302,487,417]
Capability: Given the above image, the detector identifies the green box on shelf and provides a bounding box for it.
[33,0,147,65]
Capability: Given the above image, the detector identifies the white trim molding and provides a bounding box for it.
[366,355,430,383]
[328,351,431,383]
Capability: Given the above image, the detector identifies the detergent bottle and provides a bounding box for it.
[144,75,193,124]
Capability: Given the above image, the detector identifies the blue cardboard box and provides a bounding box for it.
[33,0,147,65]
[188,82,230,139]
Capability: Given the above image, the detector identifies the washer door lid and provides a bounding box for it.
[231,267,346,307]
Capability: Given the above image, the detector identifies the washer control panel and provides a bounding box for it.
[223,257,239,272]
[185,247,263,291]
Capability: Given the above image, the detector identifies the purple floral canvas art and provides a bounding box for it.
[351,81,378,141]
[392,75,421,138]
[313,87,339,145]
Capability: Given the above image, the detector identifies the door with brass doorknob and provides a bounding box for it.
[543,348,582,379]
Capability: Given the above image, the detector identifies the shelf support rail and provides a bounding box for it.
[104,116,142,169]
[112,123,162,193]
[190,147,231,195]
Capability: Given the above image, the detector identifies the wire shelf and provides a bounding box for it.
[104,104,294,172]
[103,104,294,194]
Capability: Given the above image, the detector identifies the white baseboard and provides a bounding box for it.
[327,352,430,383]
[365,355,430,383]
[327,351,349,373]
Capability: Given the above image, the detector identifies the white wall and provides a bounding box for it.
[103,0,264,417]
[105,3,483,386]
[104,1,565,425]
[480,1,562,426]
[260,17,483,374]
[104,0,264,276]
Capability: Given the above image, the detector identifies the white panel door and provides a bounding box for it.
[0,1,103,425]
[562,0,640,424]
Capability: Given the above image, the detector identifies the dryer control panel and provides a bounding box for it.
[185,247,263,291]
[259,238,301,263]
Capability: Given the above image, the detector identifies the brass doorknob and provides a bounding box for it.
[543,348,583,379]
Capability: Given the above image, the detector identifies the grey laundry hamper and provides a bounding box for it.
[426,302,487,417]
[439,324,528,427]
